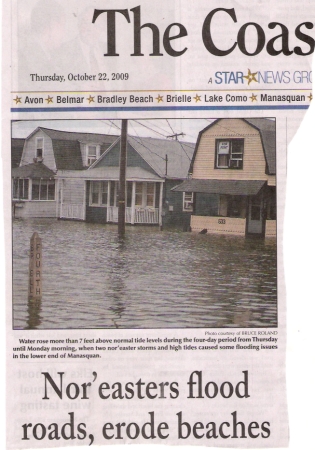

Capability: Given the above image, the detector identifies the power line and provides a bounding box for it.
[129,123,165,161]
[133,120,168,138]
[165,119,192,162]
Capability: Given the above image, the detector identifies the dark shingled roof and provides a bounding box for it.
[96,135,195,179]
[128,136,195,179]
[38,128,118,170]
[52,139,84,170]
[11,138,25,168]
[40,127,118,146]
[244,119,276,175]
[12,163,55,179]
[172,179,266,196]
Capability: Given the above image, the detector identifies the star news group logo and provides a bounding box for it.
[211,69,312,85]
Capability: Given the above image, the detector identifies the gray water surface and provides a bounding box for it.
[13,219,277,329]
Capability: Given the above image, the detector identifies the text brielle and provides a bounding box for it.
[21,370,271,444]
[92,6,314,57]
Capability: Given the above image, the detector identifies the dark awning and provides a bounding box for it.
[12,163,55,179]
[172,179,266,196]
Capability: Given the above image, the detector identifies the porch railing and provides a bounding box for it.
[107,206,159,224]
[60,203,85,220]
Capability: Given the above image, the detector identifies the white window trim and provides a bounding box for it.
[35,137,44,160]
[145,182,156,208]
[12,178,30,200]
[31,178,56,201]
[183,192,194,212]
[86,144,101,166]
[89,181,109,207]
[216,139,244,169]
[135,182,156,208]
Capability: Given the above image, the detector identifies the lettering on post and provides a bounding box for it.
[28,232,42,300]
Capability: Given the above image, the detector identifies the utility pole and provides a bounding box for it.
[165,154,168,176]
[166,132,185,141]
[118,119,128,238]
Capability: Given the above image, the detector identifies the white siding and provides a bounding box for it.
[193,119,272,182]
[21,130,56,170]
[13,201,56,218]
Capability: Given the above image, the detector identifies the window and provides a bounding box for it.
[135,182,156,207]
[36,138,44,159]
[146,183,155,207]
[216,139,244,169]
[86,144,100,166]
[227,196,246,218]
[266,187,276,220]
[135,182,143,206]
[183,192,194,211]
[91,181,100,205]
[31,179,55,200]
[101,182,108,205]
[13,179,29,200]
[89,181,109,206]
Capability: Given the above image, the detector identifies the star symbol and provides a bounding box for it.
[45,96,53,104]
[249,93,257,102]
[156,94,163,103]
[194,94,201,102]
[13,95,22,104]
[243,69,258,85]
[308,92,313,101]
[87,95,95,104]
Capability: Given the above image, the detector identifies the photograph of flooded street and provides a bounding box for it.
[13,220,277,329]
[12,118,277,329]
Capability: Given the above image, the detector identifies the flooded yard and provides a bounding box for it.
[12,219,277,329]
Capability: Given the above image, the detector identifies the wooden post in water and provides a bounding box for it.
[28,232,42,300]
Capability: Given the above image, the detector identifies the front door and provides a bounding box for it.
[247,195,264,235]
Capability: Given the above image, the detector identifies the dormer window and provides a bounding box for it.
[216,139,244,169]
[36,137,44,160]
[86,144,100,166]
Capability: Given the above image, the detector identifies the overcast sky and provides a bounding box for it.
[11,119,217,143]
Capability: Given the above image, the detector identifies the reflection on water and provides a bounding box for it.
[13,219,277,329]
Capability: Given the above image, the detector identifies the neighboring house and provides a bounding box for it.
[12,127,117,218]
[57,136,195,228]
[173,118,276,237]
[11,138,25,168]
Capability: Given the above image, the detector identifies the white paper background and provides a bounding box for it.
[2,58,314,450]
[3,1,315,448]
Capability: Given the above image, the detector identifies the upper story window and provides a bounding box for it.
[86,144,100,166]
[216,139,244,169]
[36,137,44,159]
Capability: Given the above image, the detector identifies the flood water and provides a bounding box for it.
[12,219,277,329]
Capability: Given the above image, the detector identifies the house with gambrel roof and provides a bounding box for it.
[173,118,276,237]
[12,127,195,228]
[11,138,25,168]
[12,127,117,218]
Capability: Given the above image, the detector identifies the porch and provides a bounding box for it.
[191,215,246,235]
[59,203,160,224]
[190,216,276,237]
[107,206,159,224]
[60,203,85,221]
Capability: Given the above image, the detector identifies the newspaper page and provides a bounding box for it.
[4,0,315,448]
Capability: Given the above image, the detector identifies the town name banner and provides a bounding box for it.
[4,0,314,449]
